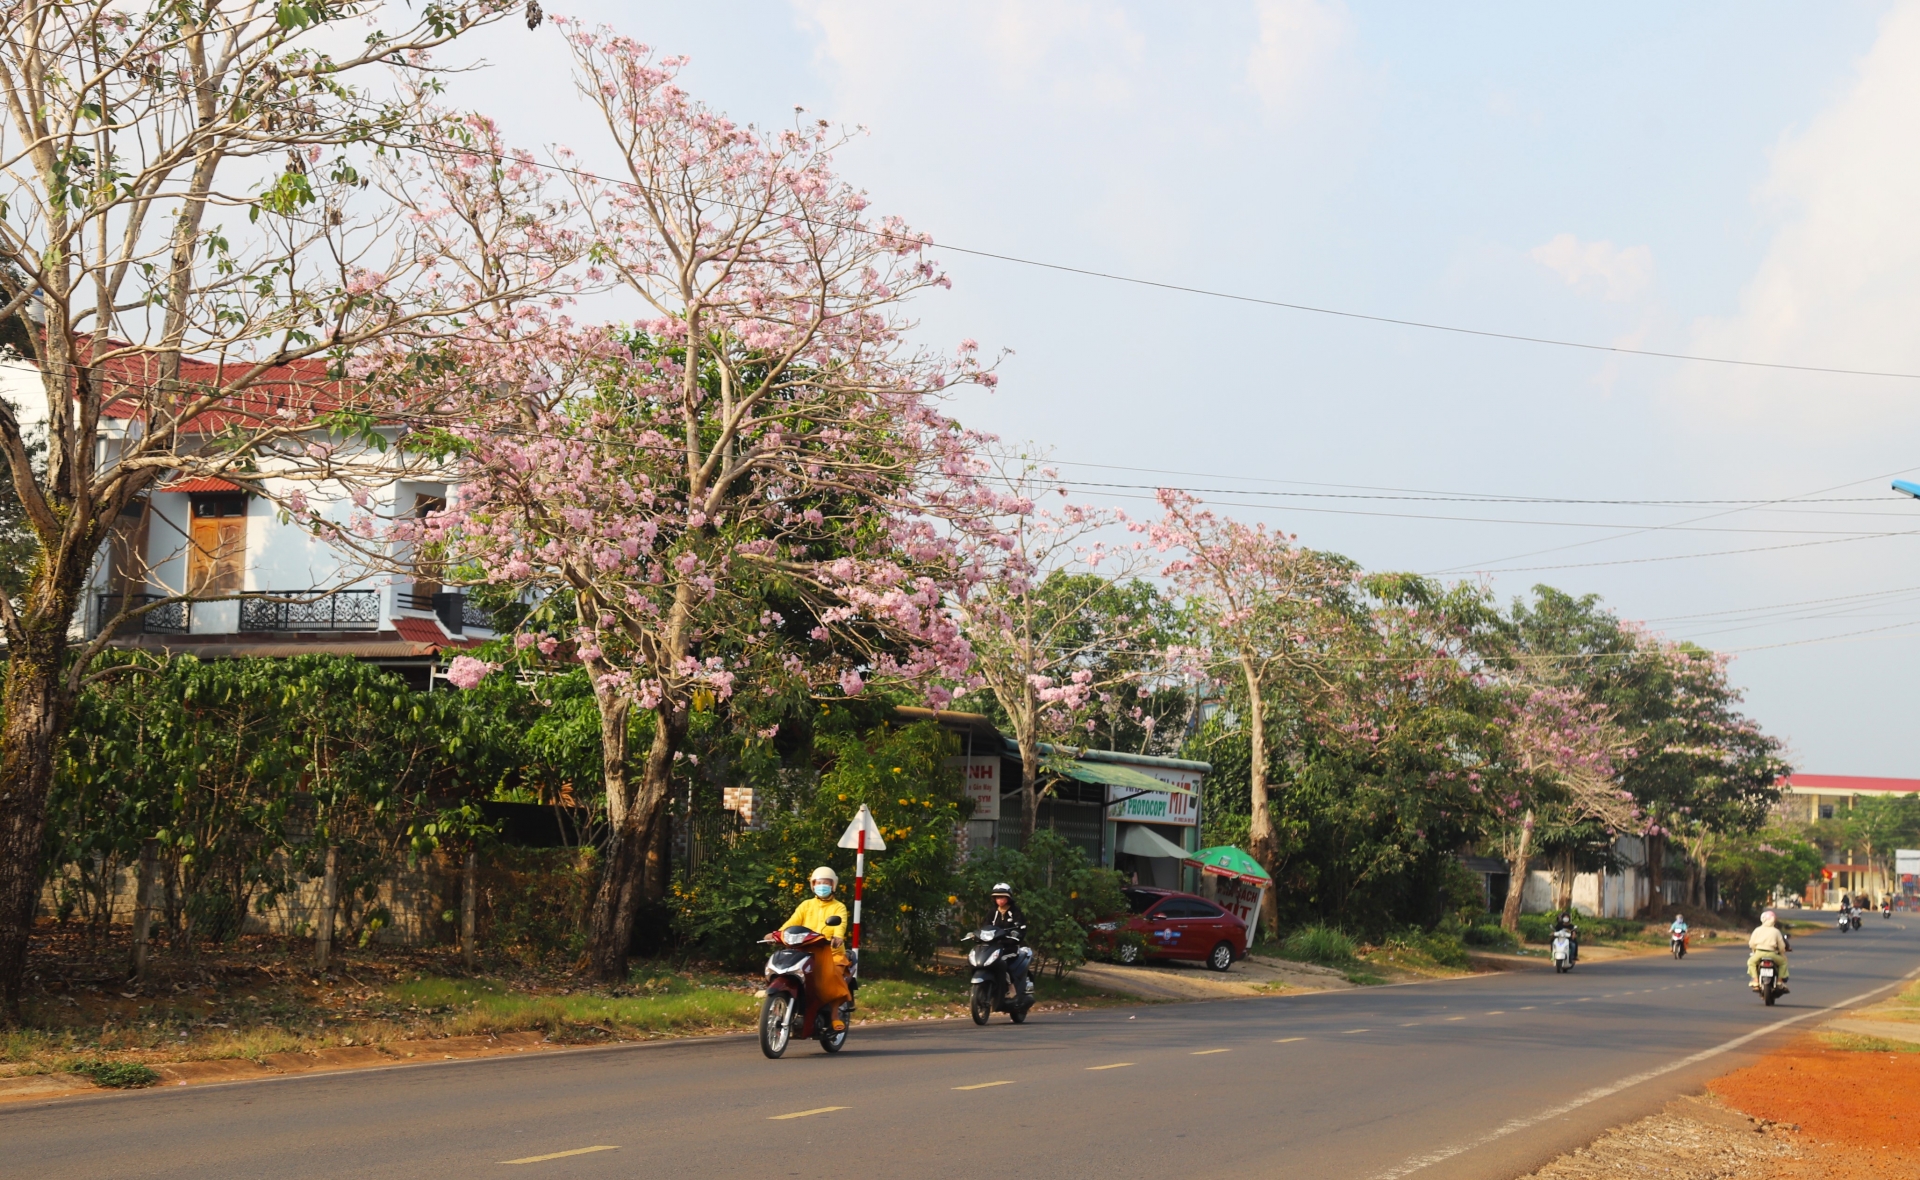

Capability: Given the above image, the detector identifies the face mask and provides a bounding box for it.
[813,883,833,898]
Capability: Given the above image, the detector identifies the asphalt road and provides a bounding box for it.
[8,912,1917,1180]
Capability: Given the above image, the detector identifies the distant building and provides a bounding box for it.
[1778,773,1920,907]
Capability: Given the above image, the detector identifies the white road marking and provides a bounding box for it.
[1366,978,1913,1180]
[769,1107,847,1120]
[501,1147,619,1165]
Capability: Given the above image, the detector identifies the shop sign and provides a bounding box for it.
[1213,876,1265,951]
[1897,849,1920,877]
[945,756,1000,821]
[1105,766,1200,827]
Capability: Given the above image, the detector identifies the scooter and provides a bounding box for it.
[1670,930,1688,959]
[1837,910,1852,933]
[963,924,1034,1024]
[1551,927,1576,973]
[757,917,854,1059]
[1850,908,1863,931]
[1754,955,1785,1005]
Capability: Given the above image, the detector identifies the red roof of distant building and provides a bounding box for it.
[41,337,356,432]
[1780,774,1920,794]
[391,617,451,646]
[157,477,244,494]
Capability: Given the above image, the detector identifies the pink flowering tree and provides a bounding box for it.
[1491,683,1636,932]
[949,452,1160,841]
[1148,491,1359,933]
[393,30,992,980]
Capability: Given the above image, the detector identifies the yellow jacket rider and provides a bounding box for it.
[783,866,853,1030]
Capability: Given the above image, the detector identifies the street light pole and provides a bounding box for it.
[1893,479,1920,499]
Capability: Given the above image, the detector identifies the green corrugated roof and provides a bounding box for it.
[1058,760,1195,795]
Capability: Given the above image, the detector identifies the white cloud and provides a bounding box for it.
[1245,0,1351,118]
[1529,233,1654,302]
[1677,0,1920,441]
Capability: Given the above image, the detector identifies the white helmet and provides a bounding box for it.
[991,882,1013,898]
[810,866,838,887]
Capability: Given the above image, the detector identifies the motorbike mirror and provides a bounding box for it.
[825,916,842,927]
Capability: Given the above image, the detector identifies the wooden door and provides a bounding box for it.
[188,511,245,595]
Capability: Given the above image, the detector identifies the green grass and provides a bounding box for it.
[1277,924,1358,967]
[69,1060,160,1088]
[382,972,760,1041]
[1820,1033,1920,1054]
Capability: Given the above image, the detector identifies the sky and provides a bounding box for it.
[438,1,1920,776]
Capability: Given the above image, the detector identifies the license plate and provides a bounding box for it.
[1760,967,1775,977]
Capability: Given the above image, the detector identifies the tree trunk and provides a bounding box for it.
[1645,832,1664,913]
[1501,810,1535,933]
[459,846,478,970]
[313,846,339,973]
[1552,847,1576,914]
[0,639,70,1022]
[584,700,684,982]
[644,797,671,902]
[131,839,159,981]
[1239,659,1280,939]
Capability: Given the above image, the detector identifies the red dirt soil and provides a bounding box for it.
[1708,1036,1920,1179]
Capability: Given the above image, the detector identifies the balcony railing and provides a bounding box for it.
[239,589,380,632]
[397,589,491,635]
[96,593,190,635]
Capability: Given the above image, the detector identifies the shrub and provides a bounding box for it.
[72,1061,159,1089]
[1279,924,1357,966]
[958,829,1129,979]
[1462,924,1519,952]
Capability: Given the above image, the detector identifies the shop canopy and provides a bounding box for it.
[1116,824,1192,860]
[1183,845,1272,884]
[1058,760,1195,795]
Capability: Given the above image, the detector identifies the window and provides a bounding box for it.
[187,495,247,595]
[1123,888,1161,914]
[1153,899,1217,920]
[1819,804,1835,820]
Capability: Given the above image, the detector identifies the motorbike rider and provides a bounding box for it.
[1668,912,1689,943]
[781,866,854,1031]
[1551,910,1580,964]
[985,883,1032,1002]
[1746,909,1791,992]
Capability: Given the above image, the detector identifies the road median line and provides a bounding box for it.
[501,1146,618,1164]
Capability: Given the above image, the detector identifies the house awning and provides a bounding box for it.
[158,476,244,494]
[1058,761,1195,795]
[1117,825,1190,860]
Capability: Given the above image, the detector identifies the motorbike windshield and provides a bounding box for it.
[977,928,1001,941]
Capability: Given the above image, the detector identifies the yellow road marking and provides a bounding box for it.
[1086,1063,1135,1070]
[501,1146,619,1165]
[1400,1021,1421,1027]
[1192,1048,1231,1055]
[953,1081,1015,1090]
[1445,1016,1466,1021]
[1486,1010,1505,1015]
[1520,1005,1537,1010]
[1274,1037,1304,1043]
[769,1107,847,1120]
[1341,1029,1369,1034]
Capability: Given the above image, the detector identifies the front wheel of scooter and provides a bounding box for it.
[760,991,794,1058]
[970,982,992,1025]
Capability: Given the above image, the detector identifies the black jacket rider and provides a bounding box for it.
[987,904,1027,938]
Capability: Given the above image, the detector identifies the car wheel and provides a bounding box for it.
[1117,942,1142,965]
[1207,942,1234,972]
[970,982,992,1025]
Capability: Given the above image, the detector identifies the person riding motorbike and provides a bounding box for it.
[781,867,854,1032]
[1669,913,1689,939]
[1747,909,1791,993]
[1552,911,1580,964]
[985,883,1031,1002]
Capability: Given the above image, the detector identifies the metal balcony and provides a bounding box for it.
[238,589,380,632]
[96,593,190,636]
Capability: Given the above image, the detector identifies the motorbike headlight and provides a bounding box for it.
[783,929,810,946]
[985,949,1001,964]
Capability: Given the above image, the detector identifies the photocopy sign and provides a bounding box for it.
[1896,849,1920,878]
[1105,766,1201,826]
[945,756,1000,822]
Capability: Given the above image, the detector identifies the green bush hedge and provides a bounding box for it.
[1462,924,1519,952]
[1517,913,1647,944]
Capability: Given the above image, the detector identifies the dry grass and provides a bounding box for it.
[1514,1095,1800,1180]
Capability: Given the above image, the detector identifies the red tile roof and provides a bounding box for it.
[392,616,450,645]
[156,477,244,494]
[1780,774,1920,795]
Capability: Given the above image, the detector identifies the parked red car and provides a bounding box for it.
[1091,887,1247,972]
